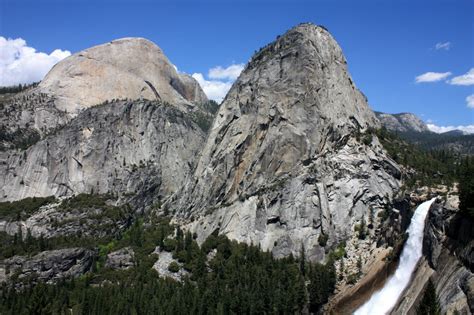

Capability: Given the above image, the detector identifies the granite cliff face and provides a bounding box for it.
[0,37,212,202]
[0,100,209,202]
[171,24,401,260]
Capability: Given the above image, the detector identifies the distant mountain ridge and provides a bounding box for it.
[375,111,474,155]
[374,111,430,133]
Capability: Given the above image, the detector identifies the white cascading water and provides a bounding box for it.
[354,197,437,315]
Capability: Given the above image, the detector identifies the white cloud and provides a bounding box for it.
[435,42,451,50]
[0,36,71,87]
[427,123,474,134]
[208,64,244,81]
[415,71,452,83]
[466,94,474,108]
[448,68,474,86]
[192,63,244,103]
[192,73,233,103]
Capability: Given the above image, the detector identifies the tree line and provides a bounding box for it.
[0,82,39,95]
[1,218,337,314]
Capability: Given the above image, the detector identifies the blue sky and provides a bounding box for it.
[1,0,473,130]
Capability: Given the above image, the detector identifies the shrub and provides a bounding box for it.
[347,273,359,285]
[162,238,177,252]
[318,233,329,247]
[0,196,56,221]
[168,261,180,273]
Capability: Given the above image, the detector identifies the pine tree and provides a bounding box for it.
[300,242,306,276]
[417,280,441,315]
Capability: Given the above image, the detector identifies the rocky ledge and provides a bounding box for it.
[0,248,95,288]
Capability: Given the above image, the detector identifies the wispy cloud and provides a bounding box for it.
[448,68,474,86]
[466,94,474,109]
[415,71,452,83]
[192,64,244,102]
[434,42,451,50]
[427,123,474,134]
[0,36,71,87]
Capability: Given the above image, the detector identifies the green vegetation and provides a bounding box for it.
[0,194,134,259]
[375,128,474,219]
[308,260,336,312]
[417,280,441,315]
[0,127,41,151]
[0,196,56,221]
[201,100,220,114]
[0,82,39,95]
[1,218,336,314]
[357,218,367,240]
[458,157,474,218]
[168,261,180,273]
[318,233,329,247]
[397,130,474,155]
[375,128,460,188]
[0,231,108,260]
[59,193,131,222]
[190,111,214,133]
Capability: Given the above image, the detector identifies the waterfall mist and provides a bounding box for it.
[354,197,437,315]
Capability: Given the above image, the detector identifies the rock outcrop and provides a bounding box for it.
[171,23,401,260]
[375,112,430,133]
[0,248,95,286]
[0,196,132,239]
[39,37,208,114]
[105,247,135,270]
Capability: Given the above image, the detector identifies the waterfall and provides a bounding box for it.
[354,197,437,315]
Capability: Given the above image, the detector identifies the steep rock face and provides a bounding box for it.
[172,24,400,260]
[0,100,208,202]
[375,112,430,133]
[0,248,95,286]
[0,91,68,151]
[39,38,208,114]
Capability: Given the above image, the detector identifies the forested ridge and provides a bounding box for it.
[0,217,337,314]
[375,128,473,206]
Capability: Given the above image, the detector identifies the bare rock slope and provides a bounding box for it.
[171,23,401,260]
[39,37,208,114]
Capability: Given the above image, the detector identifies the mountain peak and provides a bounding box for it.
[39,37,207,114]
[172,24,398,259]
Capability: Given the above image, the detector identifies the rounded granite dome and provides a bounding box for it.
[39,37,207,114]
